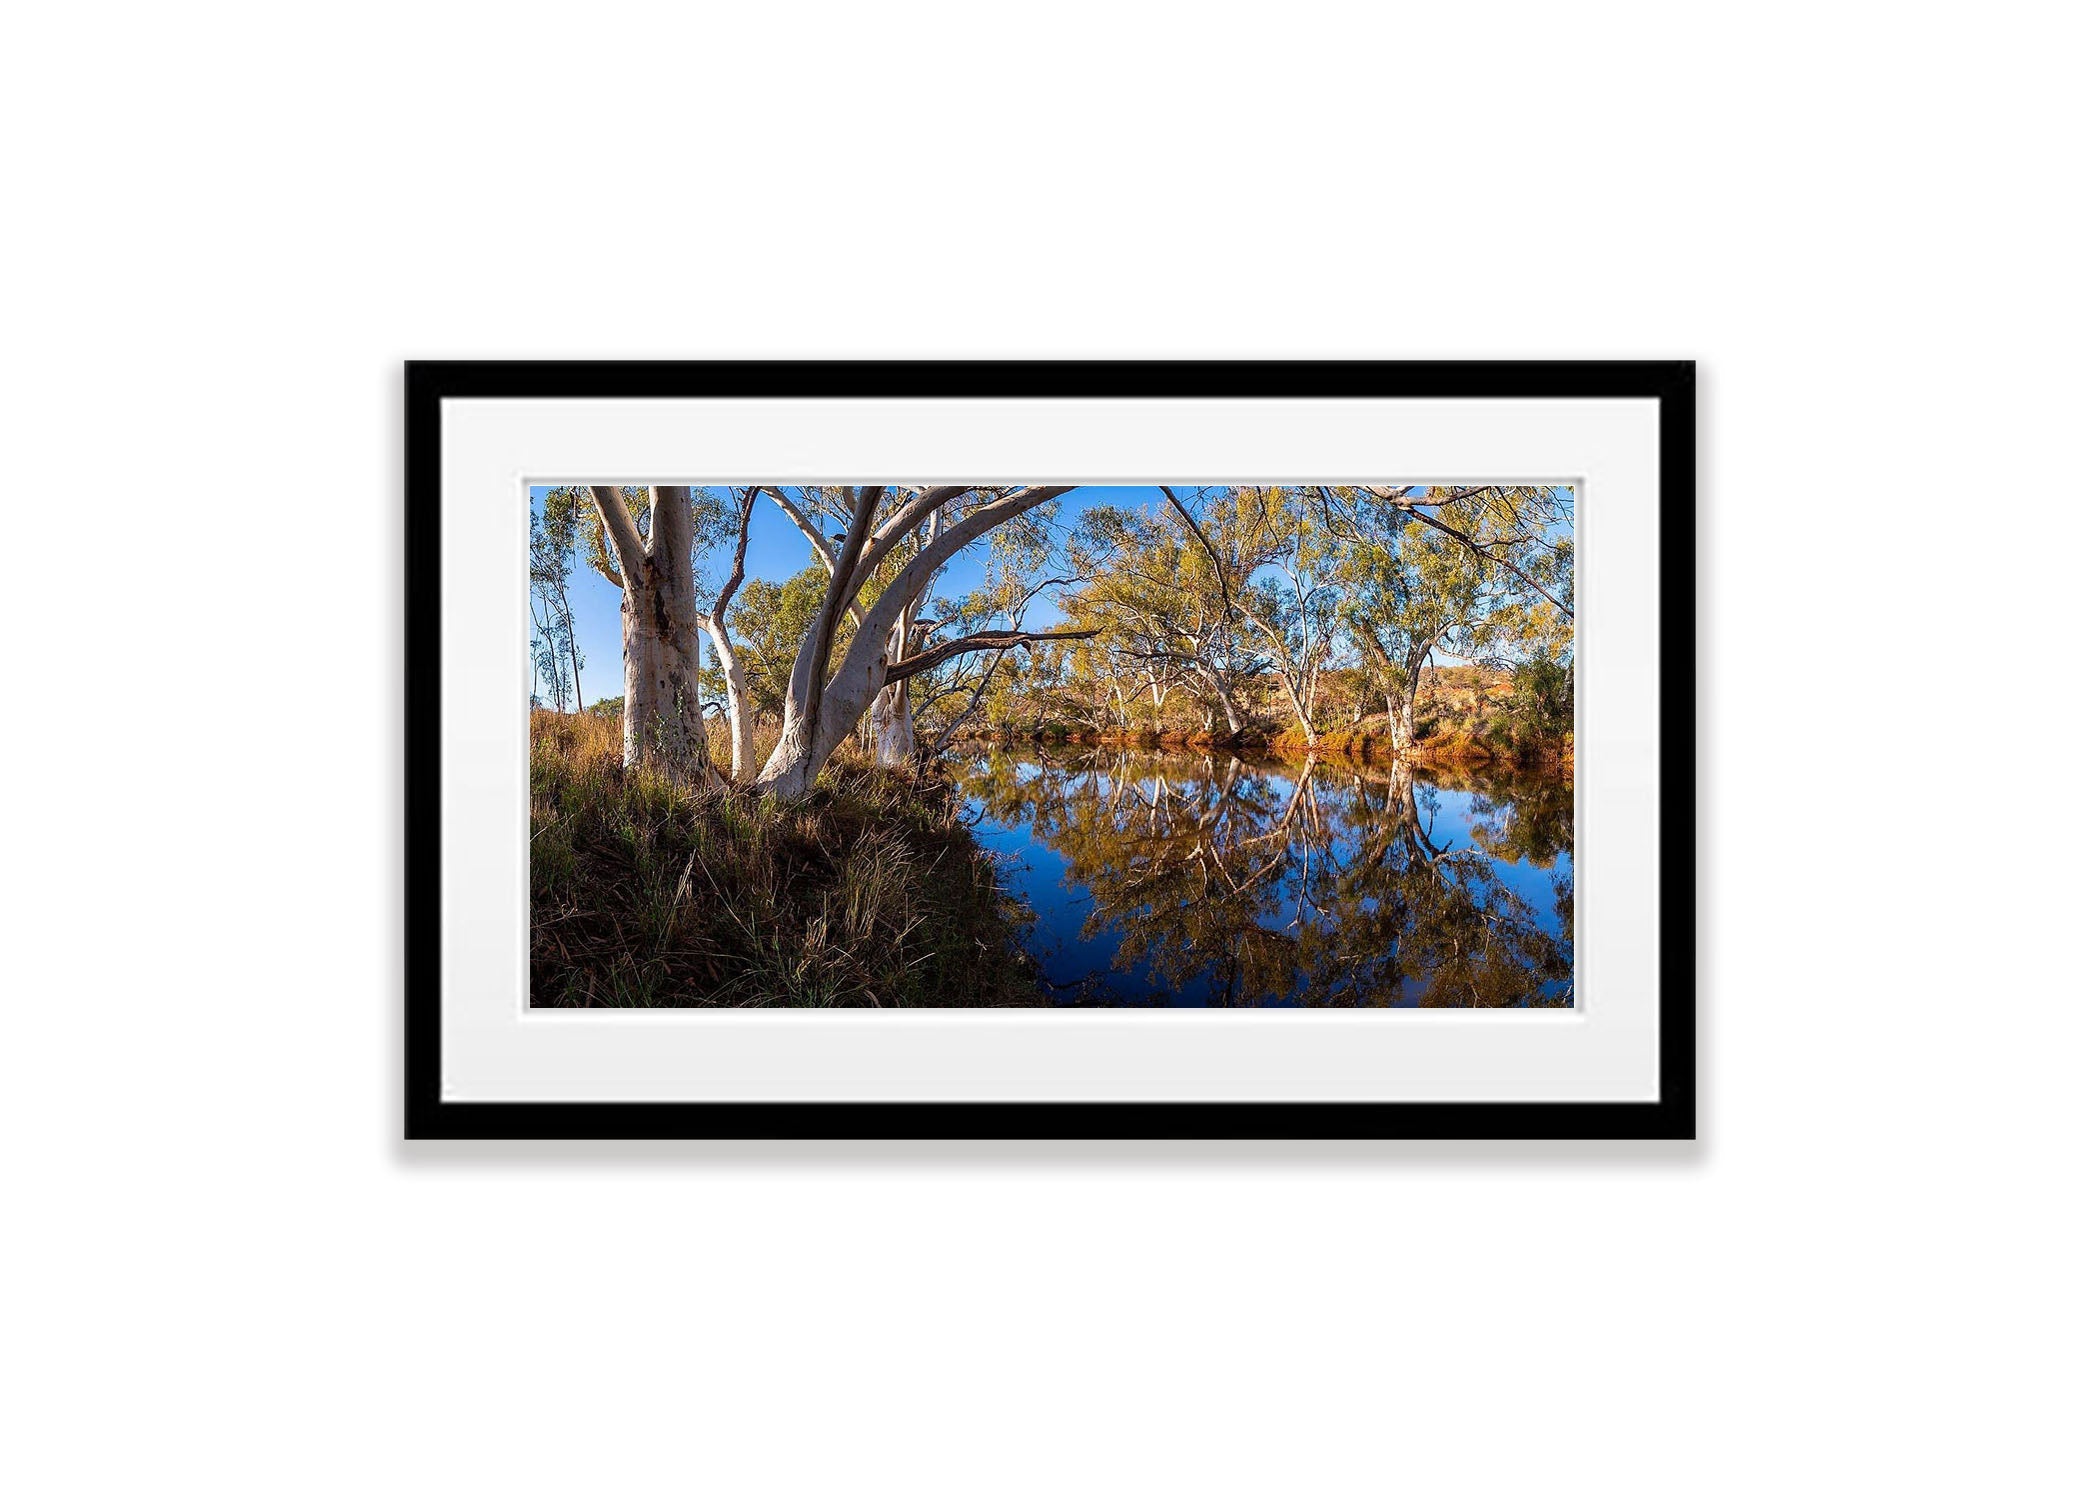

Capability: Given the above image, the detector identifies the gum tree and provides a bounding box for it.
[557,483,1092,794]
[693,486,760,781]
[529,492,587,711]
[1322,485,1573,754]
[1065,498,1270,737]
[1159,486,1344,747]
[579,484,710,780]
[752,484,1094,798]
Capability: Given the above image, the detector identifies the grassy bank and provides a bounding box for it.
[956,663,1572,769]
[530,711,1040,1007]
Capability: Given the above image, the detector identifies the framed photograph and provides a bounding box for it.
[405,361,1693,1139]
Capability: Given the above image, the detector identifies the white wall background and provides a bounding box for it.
[3,4,2092,1497]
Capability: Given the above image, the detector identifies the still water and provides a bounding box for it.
[948,746,1573,1007]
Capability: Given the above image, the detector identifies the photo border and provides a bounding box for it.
[405,361,1694,1139]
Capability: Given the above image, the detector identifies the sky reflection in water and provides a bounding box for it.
[951,747,1573,1008]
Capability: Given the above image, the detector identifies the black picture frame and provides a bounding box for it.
[406,360,1695,1140]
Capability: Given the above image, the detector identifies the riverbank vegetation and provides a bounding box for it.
[956,486,1573,767]
[527,482,1574,1005]
[530,710,1038,1007]
[961,658,1572,769]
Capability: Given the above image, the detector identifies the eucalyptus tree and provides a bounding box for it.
[1332,503,1483,753]
[528,593,572,712]
[864,501,944,766]
[691,486,760,781]
[529,494,586,711]
[550,483,1092,793]
[700,563,828,721]
[568,485,710,779]
[555,482,828,783]
[1320,484,1573,754]
[1352,485,1573,625]
[906,592,1015,751]
[1052,554,1182,733]
[749,484,1094,797]
[751,486,924,766]
[866,498,998,767]
[1065,498,1270,737]
[912,510,1085,752]
[1159,486,1345,745]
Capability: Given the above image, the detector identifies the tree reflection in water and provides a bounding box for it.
[950,747,1573,1007]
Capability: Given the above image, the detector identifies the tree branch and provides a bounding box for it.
[711,487,757,626]
[1363,485,1492,509]
[798,486,886,727]
[885,627,1101,685]
[1362,486,1571,619]
[761,486,837,566]
[847,485,974,598]
[926,654,1008,755]
[586,486,647,588]
[761,485,865,626]
[1157,486,1303,671]
[1159,486,1235,614]
[1406,505,1570,619]
[799,486,1075,757]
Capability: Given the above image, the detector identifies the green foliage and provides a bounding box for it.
[1506,655,1574,742]
[698,562,830,716]
[544,484,650,588]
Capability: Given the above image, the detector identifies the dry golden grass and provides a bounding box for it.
[528,710,1041,1008]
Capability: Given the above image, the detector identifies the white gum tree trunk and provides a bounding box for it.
[703,487,760,782]
[1394,635,1439,756]
[588,485,710,782]
[870,607,918,769]
[755,487,1077,799]
[870,504,947,770]
[870,684,916,767]
[703,615,757,780]
[1192,662,1243,737]
[1281,678,1318,749]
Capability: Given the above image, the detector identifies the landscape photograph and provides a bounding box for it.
[528,482,1574,1008]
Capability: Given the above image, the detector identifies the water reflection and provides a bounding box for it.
[949,747,1573,1007]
